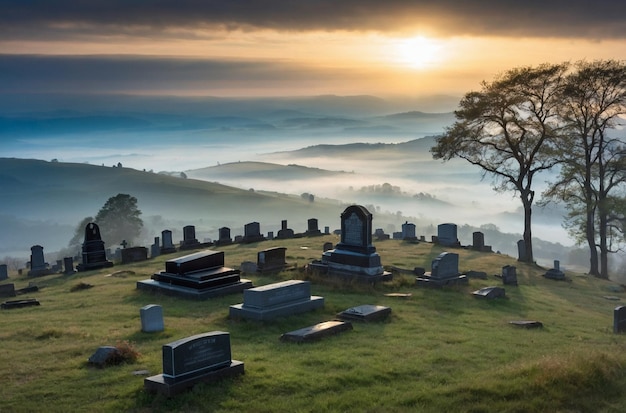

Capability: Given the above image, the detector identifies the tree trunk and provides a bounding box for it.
[598,205,610,279]
[586,206,600,276]
[521,195,534,263]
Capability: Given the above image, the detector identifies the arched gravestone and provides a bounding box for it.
[76,223,113,272]
[309,205,391,283]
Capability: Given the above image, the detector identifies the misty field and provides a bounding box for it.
[2,236,626,412]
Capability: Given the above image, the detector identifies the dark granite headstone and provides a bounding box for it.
[141,304,164,333]
[180,225,201,250]
[437,223,460,247]
[76,223,114,272]
[472,232,485,251]
[0,264,8,280]
[137,249,252,299]
[229,280,324,321]
[257,247,289,273]
[216,227,232,246]
[517,240,526,262]
[614,306,626,333]
[305,218,322,236]
[88,346,120,367]
[144,331,244,397]
[28,245,52,277]
[161,230,176,254]
[1,298,40,309]
[472,286,506,299]
[0,283,16,298]
[401,222,417,241]
[242,222,265,243]
[309,205,392,283]
[121,247,148,264]
[63,257,76,275]
[502,265,518,285]
[337,304,391,322]
[416,252,467,287]
[280,321,353,343]
[276,220,295,239]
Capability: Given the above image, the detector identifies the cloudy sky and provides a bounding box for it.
[1,0,625,97]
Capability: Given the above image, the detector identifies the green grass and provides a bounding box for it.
[2,236,626,412]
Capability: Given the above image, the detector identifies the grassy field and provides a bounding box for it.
[1,236,626,412]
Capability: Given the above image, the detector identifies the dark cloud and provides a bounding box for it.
[0,54,374,94]
[0,0,624,40]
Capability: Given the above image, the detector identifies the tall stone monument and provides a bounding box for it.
[76,223,113,272]
[28,245,52,277]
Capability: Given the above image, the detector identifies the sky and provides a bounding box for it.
[1,0,625,98]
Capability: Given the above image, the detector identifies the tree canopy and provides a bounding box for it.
[94,193,143,248]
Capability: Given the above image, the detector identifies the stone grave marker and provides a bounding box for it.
[416,252,467,287]
[137,250,252,299]
[229,280,324,321]
[0,264,8,280]
[472,232,485,251]
[437,223,460,247]
[614,306,626,333]
[28,245,52,277]
[88,346,120,368]
[216,227,232,246]
[141,304,165,333]
[144,331,244,396]
[76,223,113,272]
[324,226,330,234]
[63,257,76,274]
[501,265,518,285]
[277,220,295,239]
[180,225,201,250]
[305,218,322,236]
[337,304,391,322]
[161,230,176,254]
[472,286,506,299]
[309,205,392,283]
[242,222,265,243]
[0,283,16,298]
[401,221,417,241]
[121,247,148,264]
[517,240,527,262]
[280,320,353,343]
[257,247,290,273]
[1,298,40,309]
[151,237,160,258]
[544,260,565,280]
[323,242,333,252]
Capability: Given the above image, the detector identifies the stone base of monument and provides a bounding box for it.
[144,360,244,397]
[27,268,53,277]
[1,298,40,309]
[308,259,393,284]
[543,269,565,280]
[137,278,253,300]
[76,261,114,272]
[280,320,353,343]
[229,280,324,321]
[416,273,468,288]
[337,304,391,322]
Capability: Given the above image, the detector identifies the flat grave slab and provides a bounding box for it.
[1,298,40,309]
[384,292,412,298]
[337,304,391,322]
[472,286,506,299]
[509,320,543,329]
[280,320,353,343]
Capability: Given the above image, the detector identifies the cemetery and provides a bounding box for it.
[1,206,626,411]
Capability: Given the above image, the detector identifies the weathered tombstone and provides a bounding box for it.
[280,320,353,343]
[28,245,52,277]
[229,280,324,321]
[437,223,460,247]
[216,227,232,246]
[63,257,76,275]
[140,304,164,333]
[416,252,467,287]
[151,237,160,258]
[267,231,274,240]
[309,205,392,283]
[276,220,295,239]
[472,232,485,251]
[544,260,565,280]
[87,346,119,368]
[472,286,506,299]
[323,242,333,252]
[180,225,201,250]
[257,247,290,273]
[305,218,322,236]
[0,264,8,280]
[614,306,626,333]
[137,249,252,299]
[324,226,330,235]
[517,240,527,262]
[0,283,16,298]
[242,222,265,243]
[121,247,148,264]
[374,228,389,241]
[144,331,244,397]
[401,222,417,241]
[161,230,176,254]
[76,223,113,272]
[501,265,518,285]
[337,304,391,322]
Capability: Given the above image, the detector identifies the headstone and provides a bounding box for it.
[465,270,488,279]
[374,228,389,241]
[140,304,164,333]
[472,286,506,299]
[267,231,274,240]
[242,222,265,243]
[416,252,467,287]
[501,265,518,285]
[280,321,353,343]
[544,260,565,280]
[309,205,392,283]
[614,306,626,333]
[144,331,244,397]
[517,240,527,262]
[151,237,160,258]
[509,320,543,329]
[63,257,76,274]
[88,346,119,368]
[276,220,295,239]
[0,264,8,280]
[257,247,290,273]
[324,226,330,235]
[420,235,426,242]
[76,223,114,272]
[472,232,484,251]
[437,223,460,247]
[323,242,333,252]
[401,222,417,241]
[305,218,322,236]
[161,230,176,254]
[0,283,16,298]
[229,280,324,321]
[336,304,391,322]
[216,227,232,246]
[121,247,148,264]
[27,245,52,277]
[137,249,252,299]
[180,225,201,250]
[392,232,403,240]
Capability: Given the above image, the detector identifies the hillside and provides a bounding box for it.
[1,237,626,412]
[186,161,350,181]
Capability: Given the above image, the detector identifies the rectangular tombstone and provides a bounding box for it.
[0,264,8,280]
[517,240,526,261]
[472,232,485,250]
[502,265,518,286]
[141,304,164,333]
[280,320,353,343]
[614,306,626,333]
[337,304,391,322]
[145,331,244,396]
[63,257,76,274]
[437,223,459,247]
[257,247,287,273]
[0,283,16,298]
[121,247,148,264]
[431,252,459,279]
[242,222,265,243]
[165,251,225,275]
[401,222,416,239]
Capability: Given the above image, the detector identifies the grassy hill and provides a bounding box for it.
[1,237,625,412]
[186,161,350,181]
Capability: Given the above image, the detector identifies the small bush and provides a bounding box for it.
[111,340,141,365]
[70,282,93,292]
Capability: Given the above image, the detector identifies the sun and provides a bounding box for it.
[392,36,444,69]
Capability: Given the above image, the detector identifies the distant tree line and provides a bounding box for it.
[432,60,625,278]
